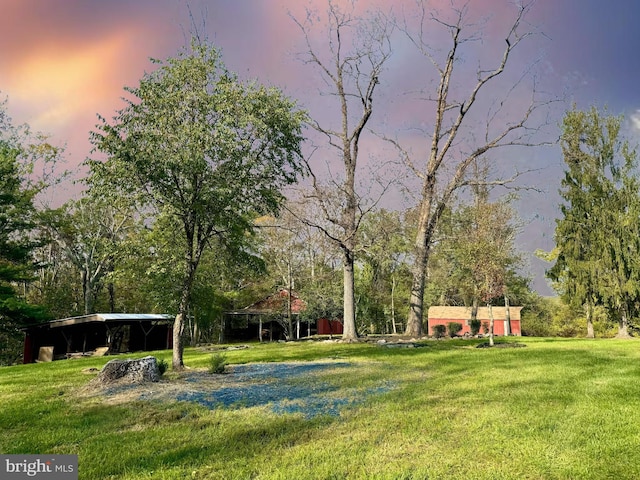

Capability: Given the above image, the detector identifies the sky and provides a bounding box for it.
[3,0,640,295]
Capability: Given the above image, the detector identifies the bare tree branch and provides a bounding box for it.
[395,0,553,336]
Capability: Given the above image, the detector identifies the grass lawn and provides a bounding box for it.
[2,337,640,479]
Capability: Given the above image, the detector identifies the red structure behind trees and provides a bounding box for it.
[427,306,522,336]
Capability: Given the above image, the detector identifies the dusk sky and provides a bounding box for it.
[3,0,640,295]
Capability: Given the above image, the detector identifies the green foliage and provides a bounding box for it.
[550,107,640,336]
[432,324,446,338]
[470,319,482,336]
[356,209,413,334]
[157,358,168,376]
[208,352,227,374]
[426,190,525,308]
[520,295,616,338]
[520,297,554,337]
[447,322,463,337]
[37,196,141,316]
[90,42,306,366]
[0,98,57,364]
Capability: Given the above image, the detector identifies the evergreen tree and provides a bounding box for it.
[0,119,49,363]
[549,107,640,337]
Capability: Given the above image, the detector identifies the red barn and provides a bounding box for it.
[224,289,309,341]
[427,306,522,336]
[224,289,343,341]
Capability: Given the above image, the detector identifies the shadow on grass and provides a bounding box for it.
[80,407,336,478]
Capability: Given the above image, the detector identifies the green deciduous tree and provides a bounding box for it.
[432,186,522,344]
[41,195,139,315]
[357,209,412,334]
[90,42,306,369]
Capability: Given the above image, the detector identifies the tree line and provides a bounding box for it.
[1,1,633,367]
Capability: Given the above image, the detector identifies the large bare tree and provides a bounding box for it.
[291,1,393,340]
[394,1,548,336]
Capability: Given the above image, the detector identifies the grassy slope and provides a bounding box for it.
[2,338,640,479]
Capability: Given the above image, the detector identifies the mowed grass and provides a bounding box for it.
[2,338,640,479]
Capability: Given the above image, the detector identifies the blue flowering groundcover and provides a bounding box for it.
[172,362,394,418]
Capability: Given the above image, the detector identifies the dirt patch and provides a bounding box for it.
[78,361,394,418]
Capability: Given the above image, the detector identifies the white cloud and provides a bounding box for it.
[630,110,640,132]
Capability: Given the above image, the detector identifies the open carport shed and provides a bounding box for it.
[22,313,173,363]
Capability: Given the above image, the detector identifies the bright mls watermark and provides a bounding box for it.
[0,455,77,479]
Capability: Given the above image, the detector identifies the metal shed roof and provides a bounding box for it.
[48,313,173,328]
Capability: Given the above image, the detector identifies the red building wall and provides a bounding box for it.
[429,318,521,336]
[317,318,343,335]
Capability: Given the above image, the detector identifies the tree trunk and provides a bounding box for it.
[504,294,511,336]
[471,297,478,322]
[81,269,90,315]
[81,267,98,315]
[488,303,495,346]
[406,180,436,337]
[342,249,358,340]
[616,306,631,338]
[172,311,186,371]
[391,275,397,334]
[287,262,294,340]
[173,260,197,370]
[585,302,595,338]
[108,282,115,313]
[107,255,115,312]
[406,219,429,336]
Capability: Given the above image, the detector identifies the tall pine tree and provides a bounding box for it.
[0,139,43,363]
[550,107,640,337]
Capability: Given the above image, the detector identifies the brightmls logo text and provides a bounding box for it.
[1,455,77,479]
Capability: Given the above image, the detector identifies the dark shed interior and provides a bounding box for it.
[22,313,173,363]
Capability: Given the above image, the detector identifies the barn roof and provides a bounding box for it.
[228,289,306,315]
[47,313,173,328]
[428,306,522,321]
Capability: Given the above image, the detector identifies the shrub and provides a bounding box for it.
[208,352,227,374]
[470,319,482,336]
[447,322,463,337]
[157,358,168,376]
[432,325,446,339]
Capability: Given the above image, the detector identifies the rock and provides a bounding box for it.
[380,343,415,348]
[225,345,249,351]
[95,356,160,385]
